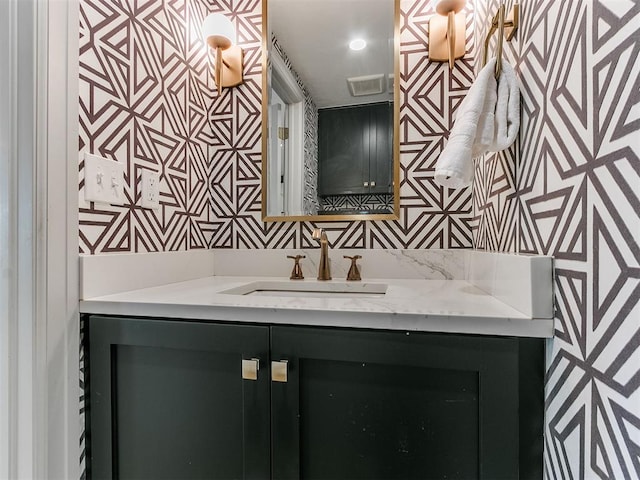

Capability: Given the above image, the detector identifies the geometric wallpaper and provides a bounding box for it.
[78,0,220,253]
[78,0,477,252]
[320,193,393,213]
[474,1,640,478]
[207,0,477,249]
[78,0,639,477]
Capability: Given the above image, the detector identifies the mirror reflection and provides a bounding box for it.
[262,0,399,221]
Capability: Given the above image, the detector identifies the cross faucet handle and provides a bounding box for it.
[343,255,362,281]
[287,255,305,280]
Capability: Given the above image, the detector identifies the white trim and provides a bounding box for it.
[17,0,37,474]
[1,0,41,477]
[267,101,283,216]
[271,49,303,104]
[43,0,80,478]
[286,101,305,216]
[271,50,305,216]
[0,1,18,476]
[0,0,84,478]
[0,0,80,477]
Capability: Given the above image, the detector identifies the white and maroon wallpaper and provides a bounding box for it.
[474,1,640,478]
[78,0,639,478]
[207,0,476,248]
[79,0,477,252]
[78,0,262,253]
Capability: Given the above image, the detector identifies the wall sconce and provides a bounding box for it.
[202,13,244,94]
[428,0,466,70]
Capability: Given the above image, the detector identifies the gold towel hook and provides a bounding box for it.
[482,3,519,79]
[495,5,505,78]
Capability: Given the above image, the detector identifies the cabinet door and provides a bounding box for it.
[271,327,543,480]
[86,316,270,480]
[368,102,393,194]
[318,107,369,196]
[318,103,394,197]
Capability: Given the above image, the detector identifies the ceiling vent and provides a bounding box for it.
[347,74,385,97]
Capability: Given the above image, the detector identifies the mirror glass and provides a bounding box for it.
[262,0,400,221]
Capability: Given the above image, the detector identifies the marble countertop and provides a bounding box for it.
[79,275,554,338]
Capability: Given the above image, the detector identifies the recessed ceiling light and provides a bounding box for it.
[349,39,367,51]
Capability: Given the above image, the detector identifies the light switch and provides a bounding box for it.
[84,153,125,205]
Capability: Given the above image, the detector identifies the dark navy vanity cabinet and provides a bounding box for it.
[84,315,544,480]
[318,102,393,197]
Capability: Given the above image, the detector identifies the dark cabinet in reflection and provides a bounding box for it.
[318,102,393,197]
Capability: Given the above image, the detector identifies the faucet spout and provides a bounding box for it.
[312,228,331,280]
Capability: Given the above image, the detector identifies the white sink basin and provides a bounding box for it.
[220,281,388,298]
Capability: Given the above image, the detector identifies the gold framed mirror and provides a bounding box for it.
[261,0,400,222]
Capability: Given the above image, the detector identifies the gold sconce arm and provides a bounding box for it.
[428,0,467,70]
[215,46,223,95]
[447,11,456,70]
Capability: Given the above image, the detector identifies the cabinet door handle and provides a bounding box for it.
[242,358,260,380]
[363,181,369,187]
[271,360,288,383]
[370,181,376,187]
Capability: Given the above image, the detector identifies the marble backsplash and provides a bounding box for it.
[80,248,552,319]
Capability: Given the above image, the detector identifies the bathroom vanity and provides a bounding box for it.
[80,249,553,480]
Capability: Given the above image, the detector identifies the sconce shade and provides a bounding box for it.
[202,13,244,95]
[435,0,466,15]
[203,13,236,49]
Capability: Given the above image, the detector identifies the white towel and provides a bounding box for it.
[490,59,520,152]
[434,58,520,189]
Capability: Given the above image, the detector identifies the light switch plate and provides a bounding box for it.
[84,153,125,205]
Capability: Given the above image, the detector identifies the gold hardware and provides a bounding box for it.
[504,4,519,41]
[428,0,467,69]
[242,358,260,380]
[312,228,331,280]
[287,254,305,280]
[344,255,362,281]
[278,127,289,140]
[260,0,402,224]
[482,3,519,79]
[272,360,288,383]
[203,14,244,96]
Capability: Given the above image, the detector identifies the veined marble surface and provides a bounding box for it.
[80,276,554,338]
[80,249,554,338]
[213,249,466,281]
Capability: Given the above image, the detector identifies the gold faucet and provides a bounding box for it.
[312,228,331,280]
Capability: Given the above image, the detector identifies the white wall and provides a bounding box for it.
[0,0,80,478]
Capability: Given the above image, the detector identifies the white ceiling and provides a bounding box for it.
[269,0,395,109]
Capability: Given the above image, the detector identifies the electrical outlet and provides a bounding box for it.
[141,170,160,210]
[84,153,125,205]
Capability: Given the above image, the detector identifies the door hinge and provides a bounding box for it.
[278,127,289,140]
